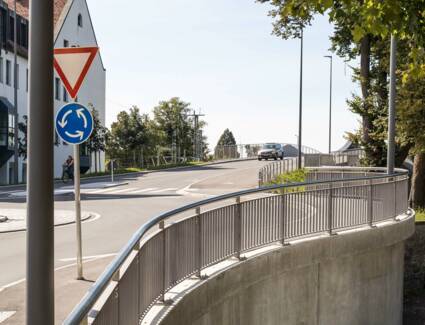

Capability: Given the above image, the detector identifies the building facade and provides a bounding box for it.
[0,0,106,184]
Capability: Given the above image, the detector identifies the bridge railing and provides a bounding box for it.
[258,151,365,186]
[64,167,408,325]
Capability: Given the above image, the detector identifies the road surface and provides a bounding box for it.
[0,159,262,288]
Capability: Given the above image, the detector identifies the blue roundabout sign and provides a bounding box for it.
[55,103,94,145]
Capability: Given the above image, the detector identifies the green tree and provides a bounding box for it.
[217,129,236,146]
[153,97,206,159]
[86,105,109,173]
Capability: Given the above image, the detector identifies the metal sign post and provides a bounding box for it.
[54,46,98,279]
[73,144,83,279]
[56,103,94,279]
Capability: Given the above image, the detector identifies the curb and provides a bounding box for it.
[0,212,98,234]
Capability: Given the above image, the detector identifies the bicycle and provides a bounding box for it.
[61,165,74,183]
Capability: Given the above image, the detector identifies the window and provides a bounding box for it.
[6,60,11,86]
[20,22,28,48]
[63,86,68,102]
[0,58,3,83]
[78,14,83,27]
[55,78,60,100]
[63,39,69,48]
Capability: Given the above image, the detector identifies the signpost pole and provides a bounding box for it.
[74,144,83,279]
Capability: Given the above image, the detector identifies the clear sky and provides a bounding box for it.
[87,0,360,153]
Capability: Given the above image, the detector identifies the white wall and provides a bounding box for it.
[54,0,106,178]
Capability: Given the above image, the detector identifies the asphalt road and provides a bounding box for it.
[0,159,263,288]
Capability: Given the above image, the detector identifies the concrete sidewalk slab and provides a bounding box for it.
[0,209,98,233]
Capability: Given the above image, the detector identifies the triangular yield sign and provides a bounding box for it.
[53,47,99,99]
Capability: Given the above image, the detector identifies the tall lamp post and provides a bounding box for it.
[387,35,397,175]
[324,55,333,154]
[297,28,303,169]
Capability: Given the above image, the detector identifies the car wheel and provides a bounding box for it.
[265,158,268,161]
[274,156,277,160]
[258,158,262,161]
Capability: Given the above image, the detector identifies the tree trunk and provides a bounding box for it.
[410,153,425,209]
[360,35,371,145]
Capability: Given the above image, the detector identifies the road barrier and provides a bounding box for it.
[64,166,408,325]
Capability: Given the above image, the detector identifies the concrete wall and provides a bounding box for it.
[160,216,415,325]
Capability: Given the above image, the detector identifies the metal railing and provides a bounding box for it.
[64,167,408,325]
[258,151,364,186]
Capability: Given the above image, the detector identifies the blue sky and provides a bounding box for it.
[87,0,359,153]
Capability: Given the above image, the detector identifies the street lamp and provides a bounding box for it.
[324,55,333,154]
[13,0,18,184]
[297,28,303,169]
[387,36,397,174]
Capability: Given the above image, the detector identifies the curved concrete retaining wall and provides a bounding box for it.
[159,216,415,325]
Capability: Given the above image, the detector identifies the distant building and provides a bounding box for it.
[0,0,106,184]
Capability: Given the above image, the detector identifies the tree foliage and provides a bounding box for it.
[217,129,236,146]
[107,98,208,163]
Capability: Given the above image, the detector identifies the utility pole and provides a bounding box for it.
[297,28,304,169]
[27,0,55,324]
[324,55,333,154]
[189,110,205,161]
[13,0,18,184]
[387,35,397,175]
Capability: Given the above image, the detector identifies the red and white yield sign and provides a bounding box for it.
[53,47,99,99]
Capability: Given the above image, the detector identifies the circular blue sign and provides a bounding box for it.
[55,103,94,145]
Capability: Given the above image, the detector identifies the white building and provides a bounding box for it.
[0,0,106,184]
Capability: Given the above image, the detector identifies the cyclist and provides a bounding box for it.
[63,155,74,181]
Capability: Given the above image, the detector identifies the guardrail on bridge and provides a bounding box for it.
[64,166,408,325]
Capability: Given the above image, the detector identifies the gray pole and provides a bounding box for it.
[387,35,397,175]
[297,29,303,169]
[325,55,333,154]
[26,0,55,323]
[74,144,83,279]
[13,0,18,184]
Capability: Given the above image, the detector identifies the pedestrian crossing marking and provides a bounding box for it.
[149,188,178,194]
[125,188,157,194]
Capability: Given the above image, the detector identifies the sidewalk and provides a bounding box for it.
[0,256,115,324]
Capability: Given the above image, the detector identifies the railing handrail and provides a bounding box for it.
[64,167,408,324]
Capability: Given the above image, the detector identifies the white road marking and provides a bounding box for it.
[59,253,117,262]
[0,311,16,323]
[0,253,117,293]
[125,188,157,194]
[107,187,138,194]
[88,187,133,194]
[149,188,177,194]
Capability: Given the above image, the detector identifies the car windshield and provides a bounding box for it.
[263,144,276,149]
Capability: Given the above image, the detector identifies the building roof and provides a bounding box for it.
[4,0,69,26]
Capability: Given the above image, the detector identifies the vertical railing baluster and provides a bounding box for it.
[328,183,333,234]
[368,179,374,227]
[234,196,243,260]
[195,207,204,279]
[159,220,168,304]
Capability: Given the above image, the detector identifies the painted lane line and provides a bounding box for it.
[149,188,178,194]
[0,253,117,293]
[59,253,117,262]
